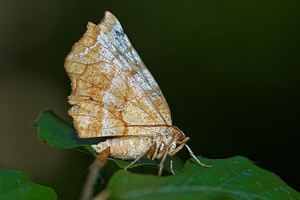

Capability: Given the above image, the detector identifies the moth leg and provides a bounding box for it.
[170,156,175,175]
[124,143,154,170]
[158,149,169,177]
[185,144,213,168]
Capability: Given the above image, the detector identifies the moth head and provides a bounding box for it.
[172,126,185,142]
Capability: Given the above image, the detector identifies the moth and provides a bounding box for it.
[64,11,212,176]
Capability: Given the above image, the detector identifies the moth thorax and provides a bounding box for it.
[148,126,183,159]
[166,126,185,156]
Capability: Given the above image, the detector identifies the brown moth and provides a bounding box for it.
[64,11,212,176]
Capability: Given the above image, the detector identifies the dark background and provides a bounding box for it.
[1,0,299,199]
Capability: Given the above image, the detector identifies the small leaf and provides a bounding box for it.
[35,110,103,156]
[0,169,57,200]
[107,156,300,200]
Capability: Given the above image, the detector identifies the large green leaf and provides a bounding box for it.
[0,169,57,200]
[107,156,300,200]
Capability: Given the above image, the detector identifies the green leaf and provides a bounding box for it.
[107,156,300,200]
[0,168,57,200]
[34,110,104,156]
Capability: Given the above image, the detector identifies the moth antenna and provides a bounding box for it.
[185,144,213,168]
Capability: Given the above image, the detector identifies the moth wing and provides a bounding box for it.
[65,12,172,138]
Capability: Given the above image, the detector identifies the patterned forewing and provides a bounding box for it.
[98,12,172,125]
[68,62,170,137]
[65,12,172,138]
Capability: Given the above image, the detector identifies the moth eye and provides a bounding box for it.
[178,134,185,141]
